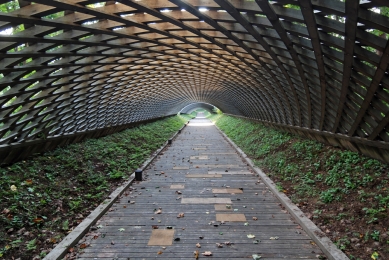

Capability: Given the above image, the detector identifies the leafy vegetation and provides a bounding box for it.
[0,114,191,259]
[209,114,389,260]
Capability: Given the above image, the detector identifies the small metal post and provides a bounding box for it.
[168,139,172,144]
[135,169,142,181]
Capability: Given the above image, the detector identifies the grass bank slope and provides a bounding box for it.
[0,115,191,259]
[209,114,389,260]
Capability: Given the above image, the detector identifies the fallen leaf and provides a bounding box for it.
[1,209,10,214]
[111,241,115,245]
[244,222,249,226]
[252,254,262,260]
[33,218,44,224]
[157,251,163,255]
[216,243,223,248]
[269,236,279,240]
[49,237,56,243]
[247,234,255,239]
[371,252,379,260]
[25,179,33,185]
[152,225,159,229]
[194,250,199,259]
[253,239,260,244]
[10,185,17,192]
[176,191,182,194]
[202,251,212,256]
[224,241,231,245]
[177,212,185,218]
[196,243,201,248]
[155,209,162,214]
[79,243,88,249]
[68,248,74,253]
[252,217,258,221]
[118,228,125,232]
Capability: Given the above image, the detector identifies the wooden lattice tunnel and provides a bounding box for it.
[0,0,388,164]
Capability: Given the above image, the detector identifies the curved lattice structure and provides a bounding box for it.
[0,0,389,164]
[180,102,215,114]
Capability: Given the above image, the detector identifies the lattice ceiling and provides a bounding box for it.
[0,0,389,163]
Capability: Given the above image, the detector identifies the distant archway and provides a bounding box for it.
[179,103,218,115]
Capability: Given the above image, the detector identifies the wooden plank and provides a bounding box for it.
[212,188,243,194]
[216,213,246,222]
[173,166,189,170]
[186,174,222,178]
[181,198,232,204]
[193,164,239,168]
[170,184,185,189]
[190,155,209,159]
[214,204,233,211]
[208,170,251,175]
[147,229,175,246]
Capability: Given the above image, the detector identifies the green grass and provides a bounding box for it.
[0,114,192,259]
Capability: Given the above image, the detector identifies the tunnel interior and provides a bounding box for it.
[0,0,389,164]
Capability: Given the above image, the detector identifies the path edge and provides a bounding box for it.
[214,124,350,260]
[43,124,187,260]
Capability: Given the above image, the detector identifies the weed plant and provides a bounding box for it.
[0,115,192,259]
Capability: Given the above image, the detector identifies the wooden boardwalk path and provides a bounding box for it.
[76,115,323,259]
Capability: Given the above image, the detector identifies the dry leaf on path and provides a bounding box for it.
[247,234,255,239]
[196,243,201,248]
[216,243,223,248]
[177,212,185,218]
[194,250,199,259]
[252,217,258,221]
[202,251,212,256]
[79,243,88,249]
[155,209,162,214]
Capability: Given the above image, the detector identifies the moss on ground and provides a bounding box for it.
[209,114,389,260]
[0,114,192,259]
